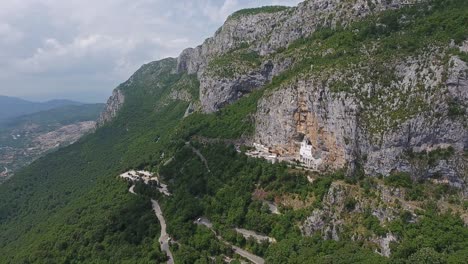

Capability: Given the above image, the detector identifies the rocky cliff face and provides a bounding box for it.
[98,89,125,126]
[84,0,467,259]
[300,180,423,256]
[177,0,416,74]
[176,0,419,113]
[254,43,468,188]
[102,0,419,115]
[99,0,467,189]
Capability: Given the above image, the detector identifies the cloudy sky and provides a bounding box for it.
[0,0,303,103]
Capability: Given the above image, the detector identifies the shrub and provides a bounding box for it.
[344,197,357,211]
[229,6,290,20]
[384,172,412,188]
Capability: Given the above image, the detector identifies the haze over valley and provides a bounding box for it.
[0,1,467,263]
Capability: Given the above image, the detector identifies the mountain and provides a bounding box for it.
[0,104,104,182]
[0,0,467,263]
[0,95,83,122]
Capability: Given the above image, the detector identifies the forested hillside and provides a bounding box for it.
[0,0,467,263]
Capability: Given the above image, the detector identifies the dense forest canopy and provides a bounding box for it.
[0,0,467,263]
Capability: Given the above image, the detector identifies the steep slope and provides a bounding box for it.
[0,0,467,263]
[177,0,426,112]
[0,59,188,263]
[175,0,468,188]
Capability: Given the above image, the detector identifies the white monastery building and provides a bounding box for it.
[299,139,323,170]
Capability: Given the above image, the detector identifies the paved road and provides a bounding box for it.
[195,217,213,228]
[231,244,265,264]
[195,218,265,264]
[129,185,136,194]
[235,228,276,243]
[152,199,174,264]
[121,172,174,263]
[155,174,171,196]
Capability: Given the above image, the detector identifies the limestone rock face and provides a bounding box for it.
[302,182,349,240]
[98,0,467,188]
[176,0,418,113]
[178,0,414,73]
[255,80,358,171]
[98,89,125,126]
[300,182,413,254]
[254,51,468,186]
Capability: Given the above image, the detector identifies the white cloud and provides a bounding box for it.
[0,0,304,102]
[0,23,24,44]
[15,35,130,73]
[207,0,241,22]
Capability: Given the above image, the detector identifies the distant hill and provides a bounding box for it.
[0,103,105,180]
[0,0,467,263]
[0,95,83,121]
[0,104,105,129]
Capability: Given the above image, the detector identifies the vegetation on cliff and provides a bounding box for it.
[228,6,290,20]
[0,0,466,263]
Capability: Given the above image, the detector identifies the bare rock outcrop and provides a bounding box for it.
[254,51,468,186]
[177,0,420,113]
[98,89,125,126]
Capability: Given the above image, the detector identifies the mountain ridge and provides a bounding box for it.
[0,0,467,263]
[0,95,85,122]
[101,0,467,188]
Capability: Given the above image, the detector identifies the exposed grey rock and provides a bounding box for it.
[255,79,359,171]
[302,183,348,240]
[176,0,419,113]
[98,89,125,126]
[447,56,468,102]
[184,102,196,118]
[372,233,398,257]
[254,52,468,187]
[200,60,278,112]
[372,207,398,223]
[302,209,326,236]
[98,0,467,189]
[459,40,468,53]
[169,89,192,102]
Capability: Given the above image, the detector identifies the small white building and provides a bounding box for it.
[247,143,278,164]
[299,139,322,170]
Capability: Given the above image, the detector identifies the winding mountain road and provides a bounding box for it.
[231,245,265,264]
[122,173,174,264]
[195,218,265,264]
[152,199,174,264]
[235,228,276,243]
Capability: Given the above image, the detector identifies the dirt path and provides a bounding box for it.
[186,142,211,172]
[152,199,174,264]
